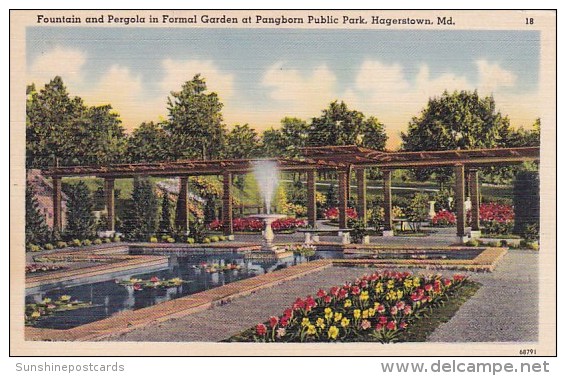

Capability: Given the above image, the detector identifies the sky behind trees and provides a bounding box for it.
[26,28,540,148]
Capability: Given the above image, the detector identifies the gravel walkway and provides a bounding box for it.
[428,249,538,342]
[109,250,538,343]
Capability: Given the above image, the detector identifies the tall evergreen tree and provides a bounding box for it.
[64,181,95,240]
[224,124,261,159]
[158,193,173,236]
[126,122,169,163]
[122,178,158,241]
[164,74,226,160]
[25,184,50,245]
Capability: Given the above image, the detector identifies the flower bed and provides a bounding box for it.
[25,263,67,275]
[228,270,471,343]
[323,207,358,221]
[432,210,456,227]
[478,203,514,235]
[286,244,316,258]
[208,217,307,232]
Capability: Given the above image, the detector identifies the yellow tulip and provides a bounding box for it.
[340,317,350,328]
[334,312,343,322]
[301,317,310,327]
[344,299,352,308]
[353,309,361,319]
[307,325,317,335]
[328,326,339,340]
[360,291,369,301]
[316,317,326,329]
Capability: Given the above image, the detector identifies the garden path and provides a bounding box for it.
[109,249,538,343]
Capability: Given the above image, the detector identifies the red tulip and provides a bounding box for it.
[256,323,267,336]
[269,316,279,328]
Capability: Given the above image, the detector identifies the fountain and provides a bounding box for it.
[250,161,286,253]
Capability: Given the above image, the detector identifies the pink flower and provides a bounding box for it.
[317,289,327,298]
[375,323,384,330]
[351,286,361,295]
[256,323,267,336]
[276,328,286,338]
[323,295,332,304]
[361,320,371,330]
[390,306,398,315]
[378,316,388,324]
[400,321,408,329]
[386,321,397,331]
[150,276,160,282]
[403,306,412,315]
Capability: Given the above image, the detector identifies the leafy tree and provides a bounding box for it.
[158,193,173,236]
[26,77,127,168]
[25,184,51,245]
[505,118,541,147]
[262,117,310,157]
[126,122,169,163]
[64,181,96,240]
[122,178,158,241]
[405,192,430,233]
[224,124,261,159]
[401,90,513,183]
[307,101,388,150]
[164,74,226,160]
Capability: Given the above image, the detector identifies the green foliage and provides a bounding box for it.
[64,181,96,240]
[261,117,309,157]
[25,184,51,246]
[432,188,454,212]
[26,77,127,169]
[158,194,173,236]
[210,236,220,242]
[307,101,387,150]
[348,219,368,243]
[405,193,429,232]
[164,74,226,160]
[513,164,539,238]
[82,239,92,246]
[122,178,159,241]
[186,237,195,244]
[325,184,338,209]
[224,124,261,158]
[44,243,54,250]
[126,122,169,162]
[401,90,513,183]
[189,219,207,243]
[93,239,103,245]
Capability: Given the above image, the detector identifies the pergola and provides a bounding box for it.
[43,145,539,243]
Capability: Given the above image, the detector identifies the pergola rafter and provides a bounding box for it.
[43,145,539,243]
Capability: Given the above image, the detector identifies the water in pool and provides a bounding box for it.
[25,252,334,329]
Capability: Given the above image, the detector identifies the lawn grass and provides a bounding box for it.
[399,281,481,342]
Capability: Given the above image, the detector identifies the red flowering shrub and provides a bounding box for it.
[208,217,307,232]
[432,210,456,227]
[478,203,514,235]
[323,207,358,221]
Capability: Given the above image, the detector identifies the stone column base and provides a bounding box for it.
[469,230,482,239]
[382,230,394,237]
[362,235,371,244]
[455,236,468,244]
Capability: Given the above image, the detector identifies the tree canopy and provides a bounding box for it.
[164,74,226,160]
[26,77,127,169]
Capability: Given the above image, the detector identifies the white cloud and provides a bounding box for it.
[342,59,536,148]
[261,62,338,118]
[27,46,87,86]
[476,60,517,93]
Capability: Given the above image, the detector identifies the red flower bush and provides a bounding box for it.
[432,210,456,227]
[208,217,306,232]
[479,203,514,222]
[323,207,358,221]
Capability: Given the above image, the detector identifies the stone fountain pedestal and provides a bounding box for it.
[251,214,287,253]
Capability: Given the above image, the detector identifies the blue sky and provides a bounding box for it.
[27,27,540,148]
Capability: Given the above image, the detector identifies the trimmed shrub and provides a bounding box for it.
[93,239,103,245]
[56,241,68,248]
[149,236,158,243]
[112,236,121,243]
[218,235,226,241]
[103,238,112,244]
[466,239,480,247]
[488,240,502,247]
[71,239,82,247]
[186,237,195,244]
[44,243,54,250]
[82,239,92,246]
[166,237,175,243]
[513,167,539,238]
[210,236,220,242]
[203,237,211,244]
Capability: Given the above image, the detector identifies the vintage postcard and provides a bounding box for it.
[10,9,556,356]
